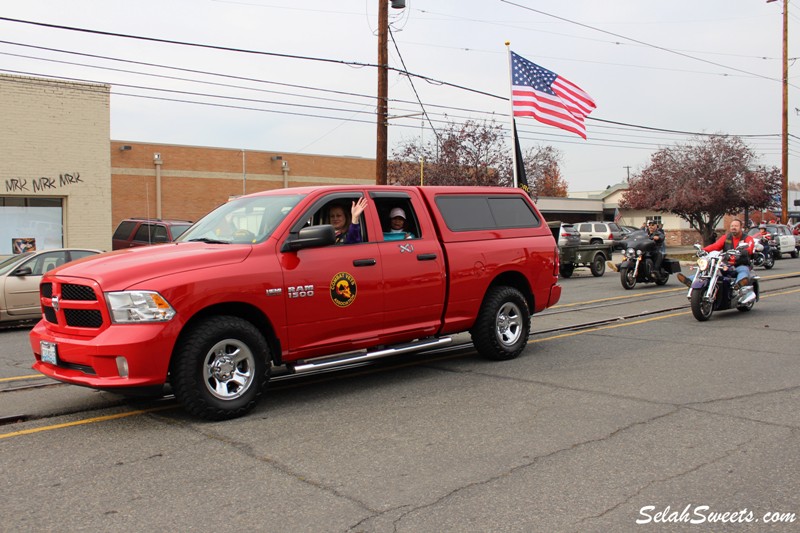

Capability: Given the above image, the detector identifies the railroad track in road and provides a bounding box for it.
[3,272,799,430]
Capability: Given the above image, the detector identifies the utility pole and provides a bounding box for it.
[781,0,789,224]
[376,1,406,184]
[623,165,631,181]
[769,0,789,223]
[376,1,389,185]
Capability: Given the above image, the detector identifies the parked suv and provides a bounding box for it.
[112,218,193,250]
[576,221,624,249]
[555,223,581,248]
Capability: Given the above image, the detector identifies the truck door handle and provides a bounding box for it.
[353,259,377,267]
[417,254,437,261]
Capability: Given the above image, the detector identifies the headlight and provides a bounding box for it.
[697,258,709,271]
[106,291,176,323]
[626,247,634,256]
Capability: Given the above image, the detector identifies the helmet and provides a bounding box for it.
[758,224,767,229]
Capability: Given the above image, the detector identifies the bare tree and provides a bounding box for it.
[389,120,567,198]
[389,120,511,187]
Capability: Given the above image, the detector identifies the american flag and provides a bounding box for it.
[510,51,596,139]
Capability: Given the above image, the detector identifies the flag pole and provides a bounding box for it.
[505,41,518,189]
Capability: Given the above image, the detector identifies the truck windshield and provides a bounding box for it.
[180,194,304,244]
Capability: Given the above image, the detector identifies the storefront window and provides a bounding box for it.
[0,197,64,255]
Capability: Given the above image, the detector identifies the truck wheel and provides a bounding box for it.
[559,264,574,278]
[792,249,798,259]
[471,286,530,361]
[590,253,606,277]
[171,316,270,420]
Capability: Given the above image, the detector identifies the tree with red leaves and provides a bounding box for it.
[389,120,512,187]
[388,120,568,197]
[521,145,568,198]
[620,135,781,245]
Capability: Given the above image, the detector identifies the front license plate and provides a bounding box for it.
[40,341,58,365]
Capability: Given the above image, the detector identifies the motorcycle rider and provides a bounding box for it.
[645,220,666,274]
[756,224,772,261]
[607,219,665,274]
[677,218,755,289]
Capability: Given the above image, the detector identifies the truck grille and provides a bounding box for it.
[62,284,97,301]
[64,309,103,328]
[40,280,105,329]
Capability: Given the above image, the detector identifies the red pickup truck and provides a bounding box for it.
[30,186,561,419]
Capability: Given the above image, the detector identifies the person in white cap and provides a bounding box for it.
[386,207,415,239]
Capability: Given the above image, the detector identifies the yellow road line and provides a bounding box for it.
[0,374,46,383]
[535,286,800,344]
[551,287,681,308]
[530,311,690,343]
[2,287,797,440]
[0,406,175,440]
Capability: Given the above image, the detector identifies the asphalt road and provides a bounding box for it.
[1,258,799,532]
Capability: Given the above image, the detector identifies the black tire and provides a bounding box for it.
[764,254,775,269]
[655,272,669,286]
[620,267,636,290]
[560,264,574,278]
[471,286,530,361]
[590,253,606,277]
[590,238,603,245]
[791,249,798,259]
[690,289,714,321]
[171,316,270,420]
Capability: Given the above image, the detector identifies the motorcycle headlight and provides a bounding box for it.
[636,249,643,256]
[626,247,635,256]
[697,257,709,270]
[106,291,176,323]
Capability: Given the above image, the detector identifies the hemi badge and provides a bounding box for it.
[266,288,282,297]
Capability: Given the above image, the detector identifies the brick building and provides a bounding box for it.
[110,142,375,228]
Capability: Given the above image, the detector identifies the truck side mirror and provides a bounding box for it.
[282,225,336,251]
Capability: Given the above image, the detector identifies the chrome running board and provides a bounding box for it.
[290,337,452,374]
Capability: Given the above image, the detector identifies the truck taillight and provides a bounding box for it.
[553,246,560,276]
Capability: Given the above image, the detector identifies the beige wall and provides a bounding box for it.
[1,74,111,252]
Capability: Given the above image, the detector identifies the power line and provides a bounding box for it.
[498,0,785,84]
[0,17,503,100]
[0,16,795,160]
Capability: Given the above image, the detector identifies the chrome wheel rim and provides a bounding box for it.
[203,339,255,400]
[495,301,523,347]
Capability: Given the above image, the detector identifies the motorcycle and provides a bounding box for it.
[750,236,775,269]
[619,238,681,290]
[685,243,759,321]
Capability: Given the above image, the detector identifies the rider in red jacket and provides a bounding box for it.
[677,219,754,288]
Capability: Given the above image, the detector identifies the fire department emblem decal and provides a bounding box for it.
[330,272,357,308]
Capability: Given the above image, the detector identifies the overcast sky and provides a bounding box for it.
[1,0,796,191]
